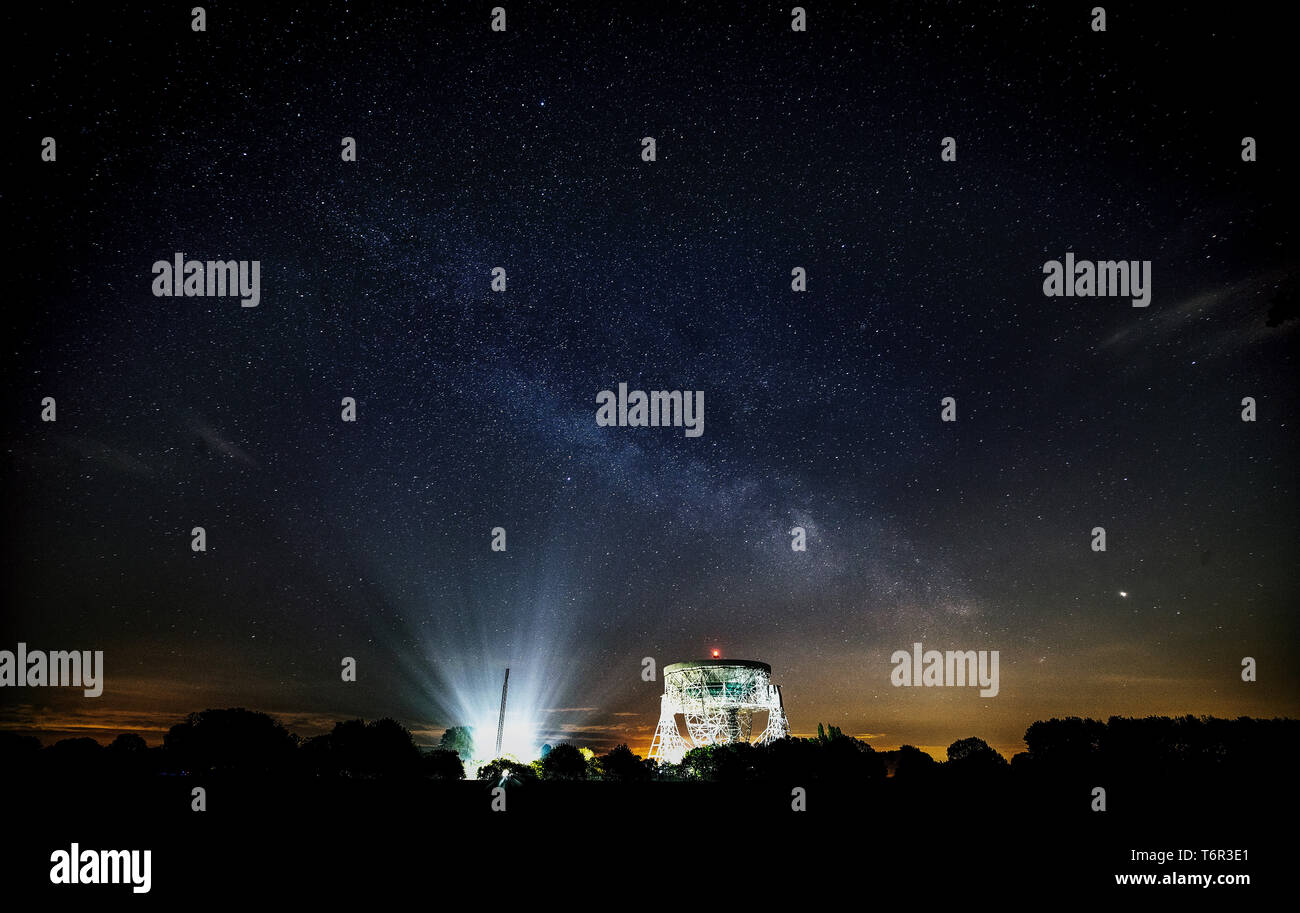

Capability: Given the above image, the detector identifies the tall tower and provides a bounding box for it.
[495,667,510,758]
[648,658,790,765]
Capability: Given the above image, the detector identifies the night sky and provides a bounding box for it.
[3,1,1296,760]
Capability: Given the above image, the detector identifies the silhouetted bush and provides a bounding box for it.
[679,732,886,784]
[478,757,538,784]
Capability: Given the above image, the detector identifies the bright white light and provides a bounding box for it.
[363,540,592,770]
[419,604,585,767]
[469,714,539,761]
[432,660,564,765]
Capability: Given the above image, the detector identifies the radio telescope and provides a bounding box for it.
[648,658,790,764]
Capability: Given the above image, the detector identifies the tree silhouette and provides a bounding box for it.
[598,744,653,782]
[45,737,103,775]
[682,742,761,782]
[541,743,588,780]
[323,717,421,778]
[163,708,298,774]
[1023,717,1104,771]
[9,706,1292,789]
[108,733,147,754]
[423,748,465,780]
[104,732,150,776]
[891,744,937,780]
[828,735,885,781]
[945,736,1008,775]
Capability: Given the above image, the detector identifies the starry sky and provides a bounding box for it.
[3,1,1297,760]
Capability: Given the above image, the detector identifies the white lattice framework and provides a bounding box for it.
[648,659,790,764]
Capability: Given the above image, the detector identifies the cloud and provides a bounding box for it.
[541,706,599,713]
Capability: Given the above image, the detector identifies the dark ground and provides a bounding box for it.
[1,770,1282,898]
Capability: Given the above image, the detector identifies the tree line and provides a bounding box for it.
[0,709,1293,783]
